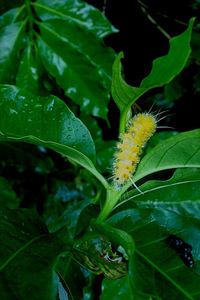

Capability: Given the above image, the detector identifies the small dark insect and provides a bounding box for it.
[166,235,192,252]
[180,251,194,268]
[167,234,194,268]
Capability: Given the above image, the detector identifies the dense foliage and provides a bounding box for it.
[1,1,200,299]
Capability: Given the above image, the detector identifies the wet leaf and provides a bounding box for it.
[0,85,100,178]
[109,167,200,299]
[0,0,116,119]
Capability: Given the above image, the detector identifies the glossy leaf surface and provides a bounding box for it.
[101,276,133,300]
[0,0,116,119]
[119,168,200,208]
[0,19,25,83]
[133,129,200,182]
[108,166,200,299]
[0,85,106,184]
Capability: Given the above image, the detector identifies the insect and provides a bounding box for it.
[112,112,157,189]
[167,234,194,268]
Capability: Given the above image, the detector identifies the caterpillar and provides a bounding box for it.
[166,235,194,268]
[112,112,157,189]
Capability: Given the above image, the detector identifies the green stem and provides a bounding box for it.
[97,177,136,221]
[97,186,121,222]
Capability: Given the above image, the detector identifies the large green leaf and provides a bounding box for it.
[107,167,200,299]
[57,254,86,300]
[0,207,70,300]
[133,129,200,183]
[0,0,116,119]
[109,203,200,299]
[16,44,44,94]
[118,168,200,208]
[101,276,134,300]
[56,204,101,300]
[0,18,26,83]
[111,18,194,129]
[0,85,107,186]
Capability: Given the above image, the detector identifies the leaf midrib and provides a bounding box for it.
[125,179,200,204]
[133,136,200,182]
[135,249,194,300]
[37,21,111,82]
[118,178,200,205]
[0,234,45,271]
[33,2,87,27]
[36,33,108,111]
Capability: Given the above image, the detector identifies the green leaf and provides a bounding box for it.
[133,129,200,183]
[0,85,108,186]
[108,167,200,298]
[119,168,200,208]
[57,254,87,300]
[111,18,194,129]
[36,18,114,119]
[0,20,26,83]
[34,0,116,38]
[108,204,200,299]
[0,0,116,119]
[101,276,134,300]
[0,207,69,300]
[0,84,95,160]
[111,51,146,115]
[140,19,194,88]
[144,131,179,153]
[16,44,44,94]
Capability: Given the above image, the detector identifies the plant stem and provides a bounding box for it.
[97,186,121,222]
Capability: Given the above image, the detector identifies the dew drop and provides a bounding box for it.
[18,95,25,101]
[9,108,18,115]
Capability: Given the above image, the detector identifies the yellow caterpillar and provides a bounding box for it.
[112,113,157,188]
